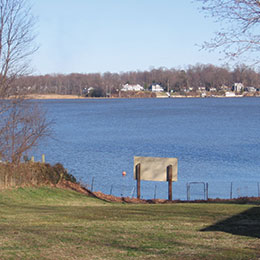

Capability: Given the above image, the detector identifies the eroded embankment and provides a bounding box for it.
[57,179,260,205]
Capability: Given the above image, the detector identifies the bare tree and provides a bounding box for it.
[0,99,51,164]
[0,0,37,97]
[0,0,51,164]
[197,0,260,64]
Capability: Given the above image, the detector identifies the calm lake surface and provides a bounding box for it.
[35,98,260,200]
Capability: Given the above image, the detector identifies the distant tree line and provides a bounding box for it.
[13,64,260,97]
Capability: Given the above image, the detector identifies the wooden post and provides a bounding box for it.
[42,154,45,163]
[167,165,173,201]
[136,163,141,199]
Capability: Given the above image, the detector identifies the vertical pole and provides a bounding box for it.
[31,156,34,162]
[131,186,136,198]
[188,183,190,201]
[154,185,157,200]
[230,182,233,199]
[258,182,260,197]
[136,163,141,199]
[167,165,172,201]
[91,177,95,192]
[206,183,209,200]
[110,185,113,195]
[42,154,45,163]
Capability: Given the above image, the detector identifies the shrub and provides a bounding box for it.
[0,162,77,188]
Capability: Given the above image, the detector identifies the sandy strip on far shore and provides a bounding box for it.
[24,94,86,100]
[12,93,260,100]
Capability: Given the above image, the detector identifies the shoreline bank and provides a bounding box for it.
[23,93,260,100]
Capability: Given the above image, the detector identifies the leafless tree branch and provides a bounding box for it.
[0,0,51,164]
[196,0,260,65]
[0,99,52,163]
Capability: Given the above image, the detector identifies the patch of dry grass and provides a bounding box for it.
[0,187,259,259]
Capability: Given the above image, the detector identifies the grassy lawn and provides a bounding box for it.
[0,187,259,259]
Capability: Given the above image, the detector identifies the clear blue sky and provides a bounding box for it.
[31,0,221,75]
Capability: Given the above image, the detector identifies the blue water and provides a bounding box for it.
[34,98,260,200]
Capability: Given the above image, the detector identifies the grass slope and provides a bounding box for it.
[0,187,259,259]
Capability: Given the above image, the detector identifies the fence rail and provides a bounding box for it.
[1,170,259,201]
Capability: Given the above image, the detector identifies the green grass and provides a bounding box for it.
[0,187,259,259]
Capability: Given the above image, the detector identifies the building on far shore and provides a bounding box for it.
[232,83,244,92]
[245,86,256,92]
[220,85,231,91]
[198,86,206,92]
[87,87,95,94]
[121,84,144,92]
[148,84,164,92]
[209,87,217,92]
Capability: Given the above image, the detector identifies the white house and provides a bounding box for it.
[232,83,244,92]
[209,87,217,92]
[220,85,231,91]
[87,87,95,94]
[121,84,144,92]
[197,86,206,92]
[245,86,256,92]
[149,84,164,92]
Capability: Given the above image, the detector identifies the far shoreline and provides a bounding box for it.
[22,93,260,100]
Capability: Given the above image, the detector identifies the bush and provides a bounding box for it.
[0,162,77,188]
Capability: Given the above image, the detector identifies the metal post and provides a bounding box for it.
[206,183,209,200]
[202,182,206,200]
[136,163,141,199]
[154,185,157,200]
[187,183,190,201]
[230,182,233,199]
[258,182,260,197]
[91,177,95,192]
[110,185,113,195]
[167,165,172,201]
[131,186,136,198]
